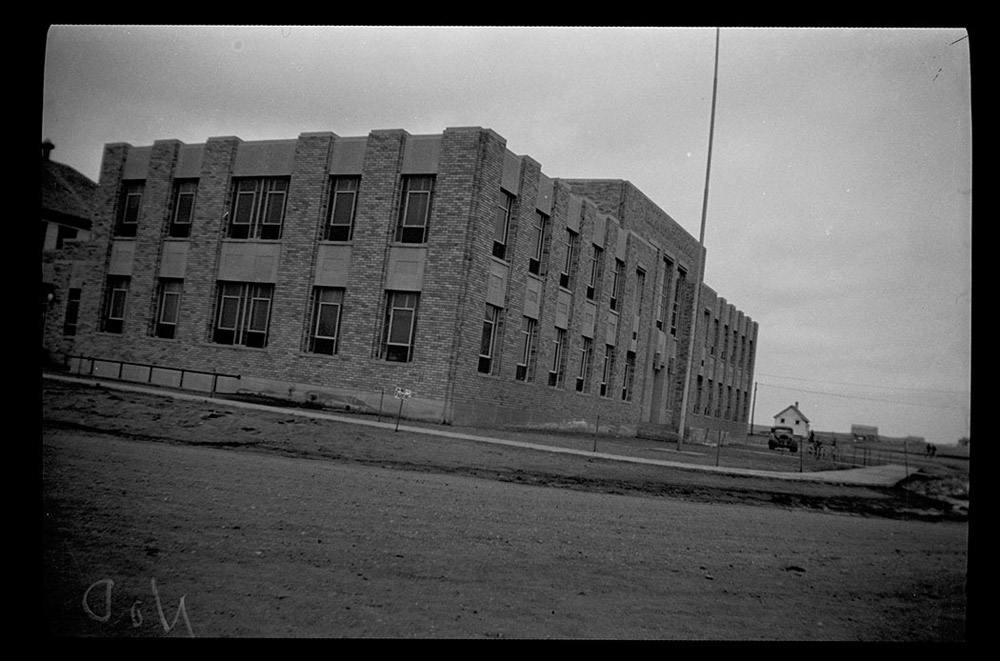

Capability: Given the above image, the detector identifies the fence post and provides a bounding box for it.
[378,388,384,423]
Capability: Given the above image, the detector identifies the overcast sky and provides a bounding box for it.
[41,25,972,444]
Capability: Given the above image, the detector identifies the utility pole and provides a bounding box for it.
[748,380,758,441]
[677,27,720,449]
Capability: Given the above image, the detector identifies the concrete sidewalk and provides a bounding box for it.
[43,373,913,488]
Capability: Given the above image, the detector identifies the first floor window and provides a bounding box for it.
[599,345,615,398]
[212,282,273,348]
[62,288,81,336]
[101,276,130,334]
[516,317,538,382]
[621,351,636,402]
[548,328,566,387]
[308,287,344,355]
[478,305,501,374]
[153,279,183,339]
[382,291,419,362]
[576,337,593,392]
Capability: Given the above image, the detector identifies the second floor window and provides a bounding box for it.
[169,180,197,238]
[326,177,359,241]
[560,229,579,290]
[493,191,514,260]
[587,245,603,300]
[228,178,288,240]
[395,176,434,244]
[115,181,144,237]
[528,211,549,276]
[609,259,624,312]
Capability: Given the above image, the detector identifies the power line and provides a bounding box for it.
[755,372,969,396]
[759,382,967,411]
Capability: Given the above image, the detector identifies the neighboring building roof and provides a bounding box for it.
[773,404,810,424]
[41,142,97,231]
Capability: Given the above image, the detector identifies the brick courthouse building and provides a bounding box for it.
[44,126,757,441]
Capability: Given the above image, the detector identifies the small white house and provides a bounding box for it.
[773,402,810,438]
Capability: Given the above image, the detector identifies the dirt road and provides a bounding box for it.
[41,379,969,639]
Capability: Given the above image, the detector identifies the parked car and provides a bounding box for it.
[768,426,798,453]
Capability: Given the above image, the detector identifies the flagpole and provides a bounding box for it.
[677,27,720,448]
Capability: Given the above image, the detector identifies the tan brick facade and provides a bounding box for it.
[44,126,757,439]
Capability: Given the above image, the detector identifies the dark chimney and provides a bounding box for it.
[42,140,54,160]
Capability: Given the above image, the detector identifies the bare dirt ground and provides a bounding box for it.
[41,378,970,639]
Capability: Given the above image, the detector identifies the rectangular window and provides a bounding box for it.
[731,329,739,365]
[722,324,729,361]
[62,287,81,336]
[548,328,566,387]
[621,351,636,402]
[382,291,419,362]
[56,225,78,249]
[694,375,704,414]
[711,319,720,356]
[326,177,359,241]
[308,287,344,355]
[587,245,602,300]
[633,269,646,341]
[101,276,130,333]
[169,180,197,238]
[706,379,714,418]
[227,178,288,240]
[493,190,514,260]
[528,211,549,276]
[658,259,674,330]
[609,259,624,311]
[478,304,501,374]
[153,279,183,339]
[599,345,615,398]
[212,282,273,348]
[115,181,144,237]
[559,229,579,290]
[670,268,685,337]
[395,176,434,243]
[516,317,538,382]
[575,337,593,393]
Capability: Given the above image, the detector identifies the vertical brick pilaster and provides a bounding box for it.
[182,136,241,347]
[269,132,336,356]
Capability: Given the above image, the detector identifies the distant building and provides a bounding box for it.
[40,126,759,438]
[773,402,810,438]
[851,424,879,442]
[41,140,96,251]
[41,141,97,358]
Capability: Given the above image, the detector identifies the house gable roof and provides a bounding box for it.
[41,153,98,231]
[773,404,810,424]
